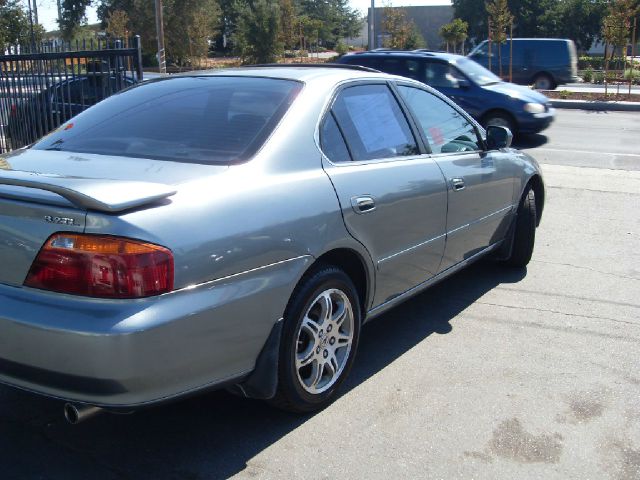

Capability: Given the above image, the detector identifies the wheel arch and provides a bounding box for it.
[309,248,373,319]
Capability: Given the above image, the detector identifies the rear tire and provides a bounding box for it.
[505,187,537,267]
[533,73,556,90]
[270,266,361,413]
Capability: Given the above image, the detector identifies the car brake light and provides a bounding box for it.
[24,233,174,298]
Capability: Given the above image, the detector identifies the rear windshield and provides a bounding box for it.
[33,76,302,164]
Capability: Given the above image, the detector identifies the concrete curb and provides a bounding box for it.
[550,99,640,112]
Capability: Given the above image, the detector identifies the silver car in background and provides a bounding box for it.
[0,66,544,422]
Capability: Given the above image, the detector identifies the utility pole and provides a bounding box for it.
[155,0,167,74]
[27,0,36,49]
[368,0,375,50]
[32,0,39,25]
[57,0,62,26]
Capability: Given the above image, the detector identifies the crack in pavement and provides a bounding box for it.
[532,260,640,282]
[494,287,640,309]
[473,301,639,327]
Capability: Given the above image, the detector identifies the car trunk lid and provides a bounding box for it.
[0,149,227,287]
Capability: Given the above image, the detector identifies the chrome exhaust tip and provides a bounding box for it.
[64,403,103,425]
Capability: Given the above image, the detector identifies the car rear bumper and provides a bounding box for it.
[0,256,311,408]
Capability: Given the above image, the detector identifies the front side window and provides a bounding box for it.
[424,62,467,89]
[33,76,301,164]
[398,86,482,155]
[331,84,418,161]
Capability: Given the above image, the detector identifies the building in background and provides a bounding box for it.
[370,5,454,50]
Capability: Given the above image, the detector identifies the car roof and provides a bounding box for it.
[344,50,464,63]
[172,65,391,83]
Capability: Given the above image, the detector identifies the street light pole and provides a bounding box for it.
[155,0,167,74]
[369,0,375,50]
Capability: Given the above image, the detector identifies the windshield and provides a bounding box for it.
[455,57,501,86]
[33,76,302,164]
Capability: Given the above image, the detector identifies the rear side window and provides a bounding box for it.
[398,86,481,154]
[33,76,301,164]
[379,58,421,81]
[320,114,351,162]
[331,84,419,161]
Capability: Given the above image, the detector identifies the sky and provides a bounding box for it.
[34,0,451,32]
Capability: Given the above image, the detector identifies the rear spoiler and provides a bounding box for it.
[0,170,176,213]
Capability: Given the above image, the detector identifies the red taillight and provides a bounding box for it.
[24,234,174,298]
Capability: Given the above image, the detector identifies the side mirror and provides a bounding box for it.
[486,125,513,149]
[457,78,471,89]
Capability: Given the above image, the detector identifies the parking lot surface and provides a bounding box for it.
[0,109,639,479]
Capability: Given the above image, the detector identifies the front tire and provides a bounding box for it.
[270,266,361,413]
[506,187,537,267]
[482,111,515,135]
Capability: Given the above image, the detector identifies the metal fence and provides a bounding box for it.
[0,36,143,153]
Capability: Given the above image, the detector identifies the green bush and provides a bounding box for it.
[284,49,308,58]
[579,55,604,70]
[582,67,594,83]
[593,71,605,84]
[335,41,348,55]
[624,69,640,84]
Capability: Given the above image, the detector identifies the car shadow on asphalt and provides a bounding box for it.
[0,262,526,480]
[513,134,548,149]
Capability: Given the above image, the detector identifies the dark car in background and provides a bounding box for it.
[468,38,579,90]
[337,50,555,135]
[5,72,135,150]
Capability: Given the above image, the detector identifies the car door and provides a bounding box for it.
[320,82,448,307]
[396,84,516,271]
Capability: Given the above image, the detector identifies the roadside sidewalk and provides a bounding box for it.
[550,99,640,111]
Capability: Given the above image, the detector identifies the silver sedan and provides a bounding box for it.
[0,65,544,422]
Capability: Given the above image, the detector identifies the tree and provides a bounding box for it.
[298,0,362,48]
[105,9,129,39]
[486,0,513,77]
[165,0,221,65]
[233,0,282,64]
[540,0,609,51]
[601,0,639,87]
[98,0,220,66]
[0,0,31,48]
[439,18,468,53]
[405,24,427,49]
[59,0,93,41]
[454,0,608,51]
[279,0,298,50]
[381,5,425,50]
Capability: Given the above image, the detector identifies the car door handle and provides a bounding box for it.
[351,196,376,214]
[451,178,466,191]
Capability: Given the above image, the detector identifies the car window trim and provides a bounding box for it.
[393,80,489,153]
[318,79,428,166]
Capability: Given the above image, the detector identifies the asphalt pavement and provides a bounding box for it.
[0,109,639,479]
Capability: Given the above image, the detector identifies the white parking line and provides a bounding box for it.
[530,147,640,158]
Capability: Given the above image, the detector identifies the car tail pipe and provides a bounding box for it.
[63,402,104,424]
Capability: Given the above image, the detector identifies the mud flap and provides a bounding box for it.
[229,319,283,400]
